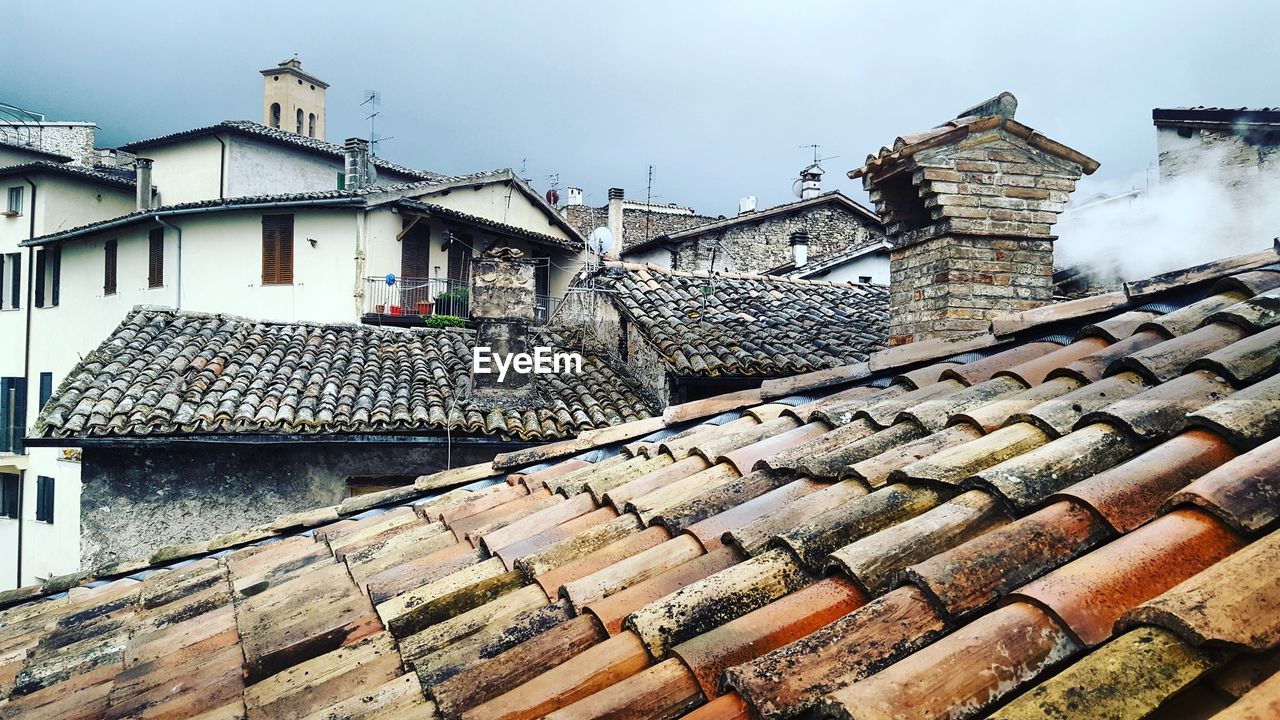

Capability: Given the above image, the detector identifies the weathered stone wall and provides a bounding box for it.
[79,440,521,568]
[869,128,1083,345]
[555,289,670,405]
[1157,125,1280,198]
[670,204,883,274]
[0,124,97,166]
[563,205,716,251]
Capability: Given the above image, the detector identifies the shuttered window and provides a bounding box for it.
[148,229,164,288]
[446,234,472,282]
[35,476,53,523]
[0,377,26,454]
[104,239,118,295]
[34,247,59,308]
[262,214,295,285]
[0,253,19,310]
[0,474,16,519]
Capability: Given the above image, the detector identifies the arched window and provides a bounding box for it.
[296,108,304,134]
[308,113,316,137]
[269,103,281,129]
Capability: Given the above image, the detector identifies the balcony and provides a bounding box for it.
[361,276,560,327]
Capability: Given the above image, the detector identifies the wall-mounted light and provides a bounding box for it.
[308,238,318,248]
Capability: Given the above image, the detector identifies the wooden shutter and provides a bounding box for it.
[7,254,18,309]
[39,372,52,410]
[1,475,16,519]
[447,234,472,282]
[262,214,295,285]
[34,249,45,307]
[104,240,118,295]
[36,476,53,523]
[50,247,60,307]
[148,229,164,288]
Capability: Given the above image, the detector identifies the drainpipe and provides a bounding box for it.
[155,216,182,310]
[17,176,36,588]
[213,135,226,199]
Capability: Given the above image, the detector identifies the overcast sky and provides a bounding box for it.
[5,1,1279,216]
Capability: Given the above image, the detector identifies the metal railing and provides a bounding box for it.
[362,277,560,325]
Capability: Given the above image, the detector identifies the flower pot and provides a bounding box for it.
[417,301,433,315]
[390,305,403,316]
[375,304,386,313]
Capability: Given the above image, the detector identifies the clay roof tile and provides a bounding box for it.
[1164,434,1280,534]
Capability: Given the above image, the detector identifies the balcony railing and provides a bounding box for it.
[362,277,560,325]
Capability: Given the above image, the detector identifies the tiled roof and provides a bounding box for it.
[769,239,892,278]
[32,307,653,442]
[118,120,440,180]
[5,248,1280,720]
[0,160,135,190]
[593,261,889,376]
[19,173,513,247]
[397,199,583,252]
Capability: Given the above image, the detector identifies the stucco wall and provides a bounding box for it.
[429,184,577,246]
[144,138,225,205]
[227,137,346,198]
[78,440,520,569]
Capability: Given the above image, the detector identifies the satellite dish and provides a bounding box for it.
[546,188,560,206]
[587,227,613,255]
[366,164,378,185]
[791,179,804,198]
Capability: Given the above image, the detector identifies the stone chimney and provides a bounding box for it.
[343,138,373,189]
[799,164,824,199]
[471,248,537,401]
[790,231,810,267]
[851,92,1099,345]
[606,188,625,258]
[135,158,155,210]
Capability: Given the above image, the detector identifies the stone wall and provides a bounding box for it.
[563,204,717,250]
[554,290,670,405]
[0,123,97,166]
[78,440,523,568]
[668,203,882,274]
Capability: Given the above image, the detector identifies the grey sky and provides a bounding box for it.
[5,1,1279,216]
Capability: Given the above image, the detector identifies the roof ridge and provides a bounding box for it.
[600,260,885,290]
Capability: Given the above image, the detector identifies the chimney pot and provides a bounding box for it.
[565,187,583,206]
[790,231,810,267]
[135,158,155,211]
[739,196,757,215]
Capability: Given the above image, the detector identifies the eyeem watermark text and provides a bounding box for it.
[473,346,583,382]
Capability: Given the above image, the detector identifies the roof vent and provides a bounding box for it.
[739,196,757,215]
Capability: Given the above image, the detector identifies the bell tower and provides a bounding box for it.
[260,56,328,140]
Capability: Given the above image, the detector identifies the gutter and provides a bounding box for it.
[213,135,226,200]
[21,197,367,248]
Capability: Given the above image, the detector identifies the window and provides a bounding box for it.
[0,377,26,454]
[446,234,473,282]
[618,315,630,362]
[858,275,873,284]
[148,229,164,288]
[261,214,294,285]
[336,171,346,190]
[38,373,52,411]
[35,476,53,523]
[296,108,304,134]
[6,187,22,215]
[308,113,316,138]
[270,102,282,129]
[34,246,60,308]
[104,239,118,295]
[0,253,18,310]
[0,474,16,519]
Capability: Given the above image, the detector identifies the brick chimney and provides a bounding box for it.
[606,188,625,258]
[470,248,537,401]
[343,138,373,189]
[851,92,1099,345]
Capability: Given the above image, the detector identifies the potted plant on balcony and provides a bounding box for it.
[389,305,403,316]
[375,304,386,314]
[416,300,433,316]
[435,287,469,316]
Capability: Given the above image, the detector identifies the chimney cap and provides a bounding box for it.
[608,188,625,200]
[789,231,810,246]
[955,91,1018,120]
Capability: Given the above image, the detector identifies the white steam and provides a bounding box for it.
[1055,139,1280,282]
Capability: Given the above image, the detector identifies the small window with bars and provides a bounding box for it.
[35,476,54,523]
[148,229,164,288]
[262,214,295,285]
[104,239,118,295]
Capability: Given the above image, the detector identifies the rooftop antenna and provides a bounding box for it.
[362,90,392,153]
[645,164,654,242]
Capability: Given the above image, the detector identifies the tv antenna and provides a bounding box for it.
[798,143,839,167]
[362,90,393,152]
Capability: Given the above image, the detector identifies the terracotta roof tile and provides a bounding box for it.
[845,424,982,486]
[1122,527,1280,652]
[1189,371,1280,448]
[951,376,1083,433]
[583,547,741,636]
[896,422,1051,485]
[492,506,619,570]
[897,375,1029,432]
[1214,669,1280,719]
[534,526,670,599]
[414,599,572,689]
[969,423,1140,511]
[989,626,1227,720]
[626,464,742,525]
[650,468,794,536]
[906,500,1112,619]
[1166,434,1280,534]
[1057,429,1238,533]
[683,477,826,551]
[820,602,1080,720]
[1141,290,1252,337]
[1210,287,1280,332]
[724,585,947,720]
[757,420,879,472]
[793,421,929,479]
[596,455,710,509]
[1084,369,1235,441]
[1049,328,1166,383]
[1012,509,1244,647]
[725,479,868,557]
